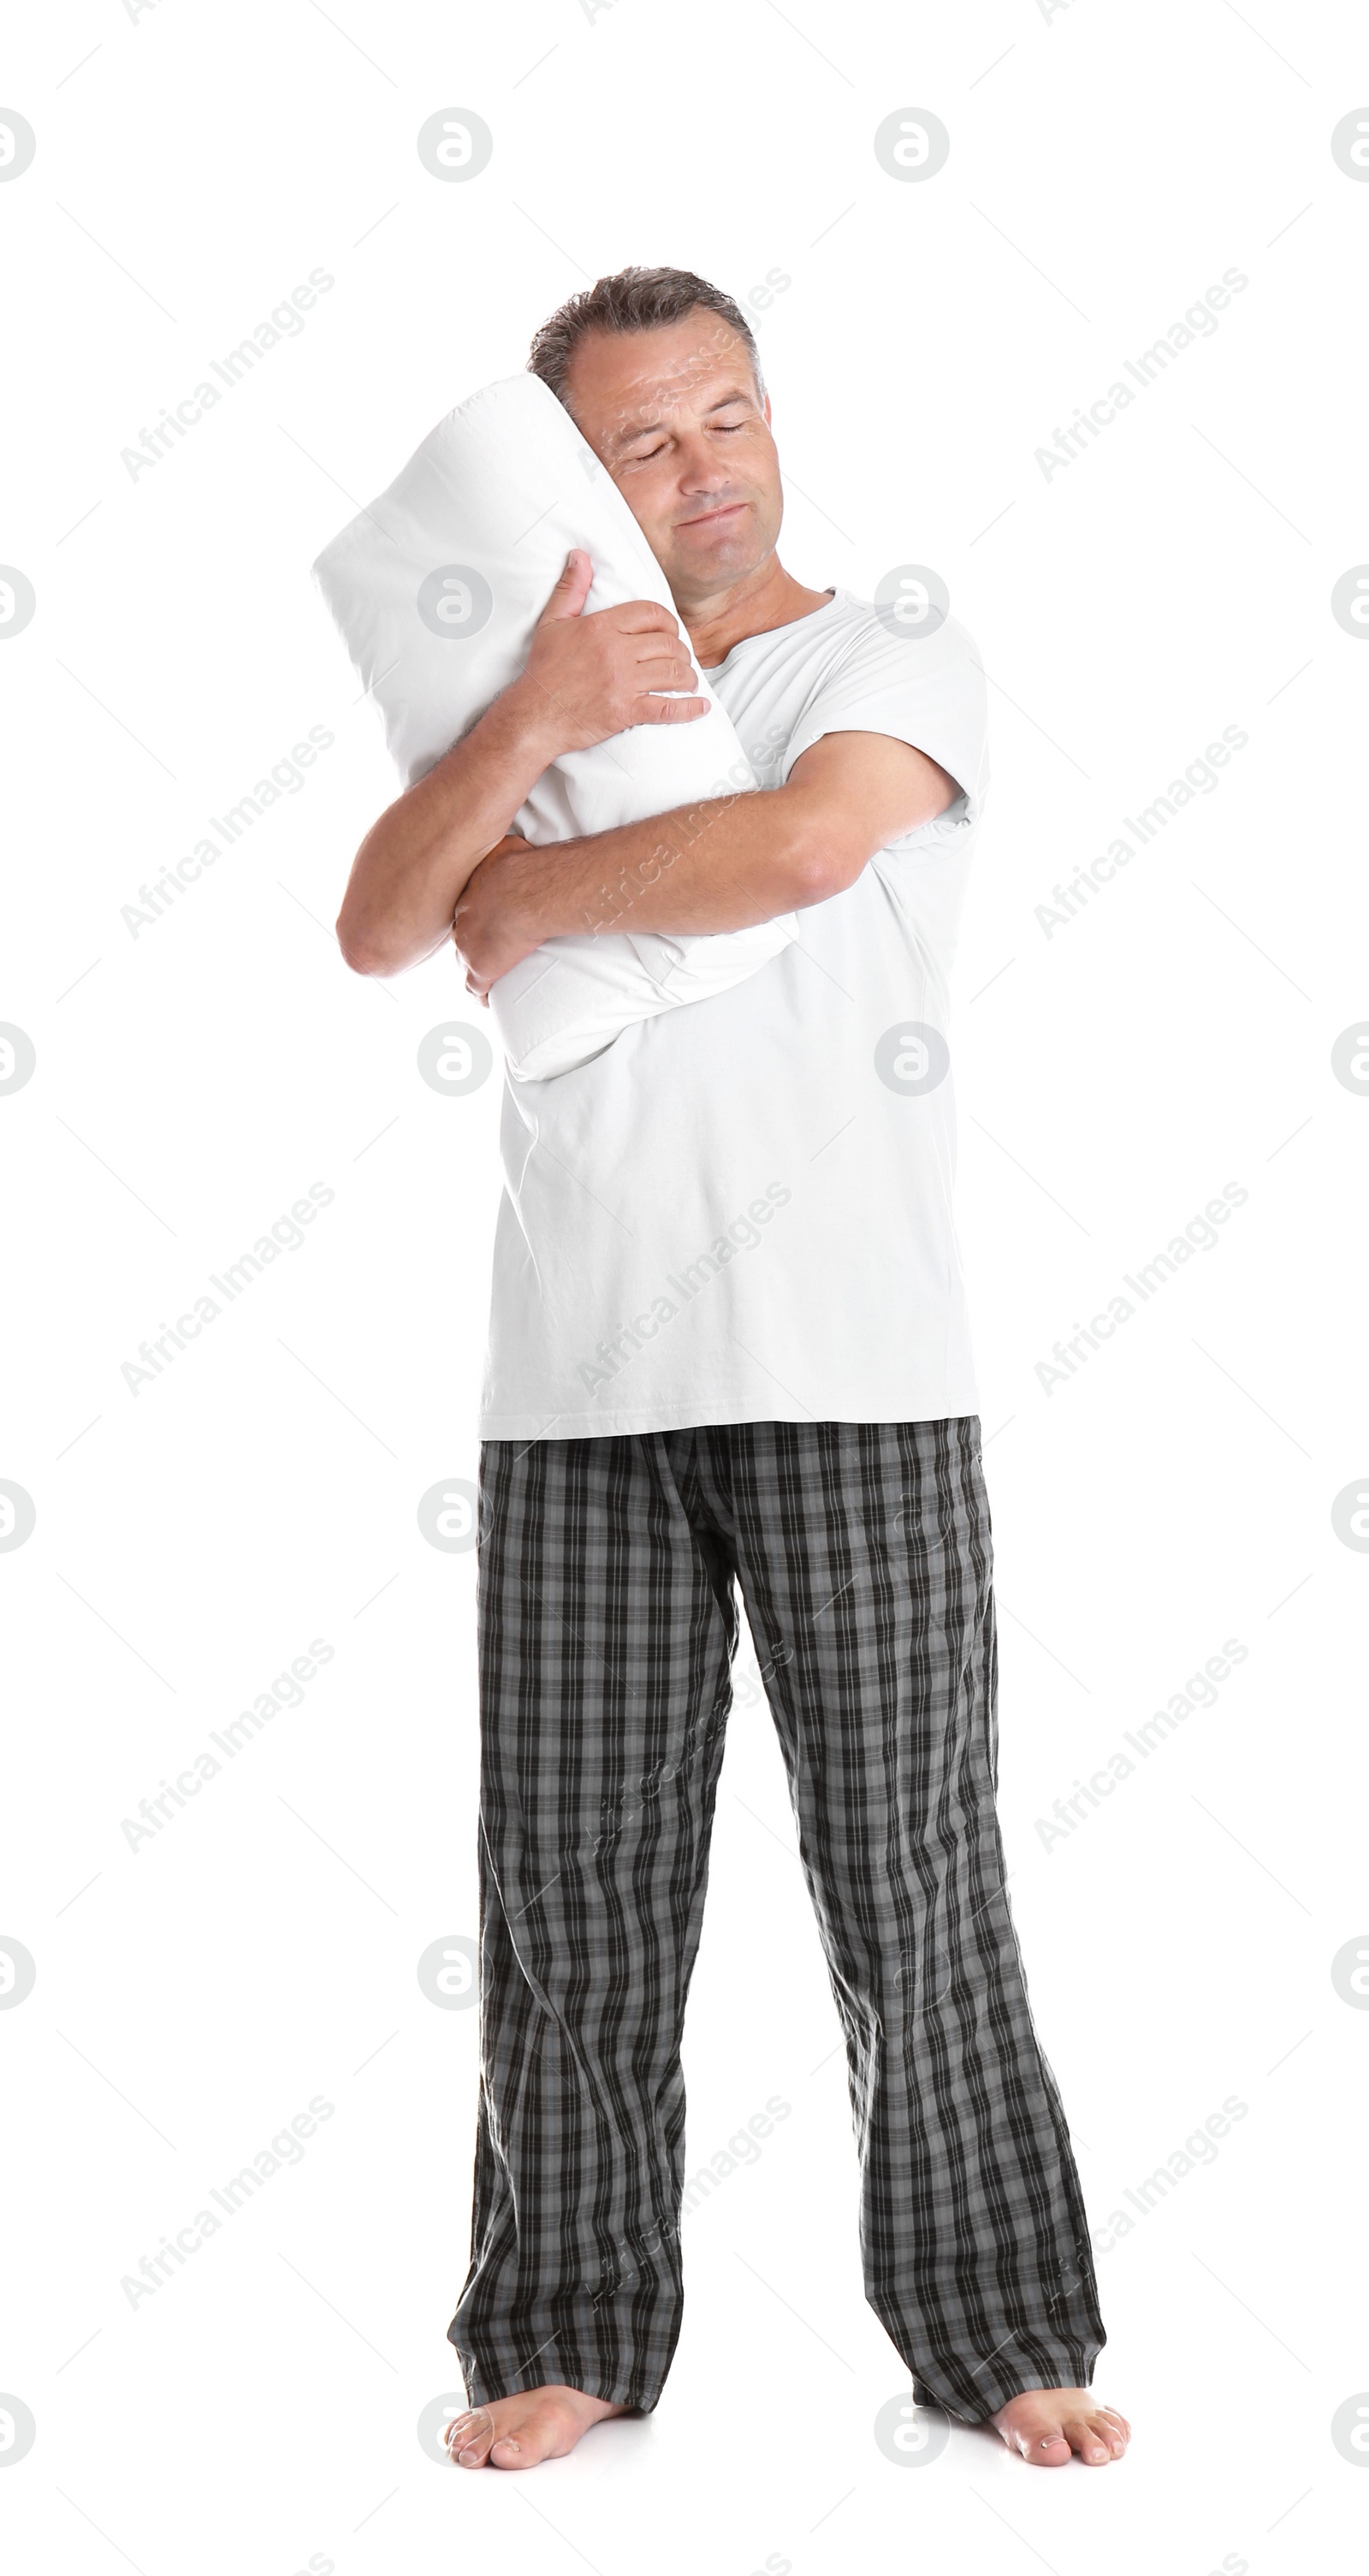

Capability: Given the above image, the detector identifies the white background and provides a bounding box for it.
[2,2,1366,2570]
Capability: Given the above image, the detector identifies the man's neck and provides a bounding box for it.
[675,557,833,669]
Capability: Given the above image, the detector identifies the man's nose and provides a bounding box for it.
[673,429,733,491]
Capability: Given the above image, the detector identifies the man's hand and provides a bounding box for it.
[451,836,539,1001]
[516,549,709,752]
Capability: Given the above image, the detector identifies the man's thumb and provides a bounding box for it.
[537,549,593,621]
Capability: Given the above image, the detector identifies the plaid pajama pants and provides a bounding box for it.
[447,1416,1105,2420]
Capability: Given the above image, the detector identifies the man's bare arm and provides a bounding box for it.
[335,686,567,977]
[335,551,708,976]
[451,729,962,996]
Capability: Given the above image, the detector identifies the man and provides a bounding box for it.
[336,267,1129,2477]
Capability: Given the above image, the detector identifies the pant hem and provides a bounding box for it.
[910,2354,1100,2424]
[453,2359,663,2415]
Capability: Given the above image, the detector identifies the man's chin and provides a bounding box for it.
[667,526,767,587]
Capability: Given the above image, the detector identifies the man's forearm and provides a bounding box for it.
[477,785,830,954]
[335,680,559,976]
[449,728,961,997]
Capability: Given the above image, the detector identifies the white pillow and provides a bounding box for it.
[312,372,796,1079]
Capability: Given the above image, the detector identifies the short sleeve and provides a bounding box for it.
[779,611,989,847]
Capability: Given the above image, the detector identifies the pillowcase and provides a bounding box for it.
[311,372,797,1079]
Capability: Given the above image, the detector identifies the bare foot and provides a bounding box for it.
[989,2388,1131,2466]
[444,2385,631,2472]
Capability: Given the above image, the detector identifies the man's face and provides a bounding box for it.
[560,313,783,607]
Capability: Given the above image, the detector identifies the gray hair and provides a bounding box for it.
[527,264,764,408]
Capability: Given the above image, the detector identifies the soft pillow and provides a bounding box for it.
[312,373,796,1079]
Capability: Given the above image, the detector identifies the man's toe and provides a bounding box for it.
[1065,2412,1113,2464]
[1005,2414,1071,2464]
[447,2407,495,2468]
[489,2402,568,2468]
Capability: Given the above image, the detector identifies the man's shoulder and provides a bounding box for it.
[717,590,985,737]
[818,590,982,678]
[784,594,990,821]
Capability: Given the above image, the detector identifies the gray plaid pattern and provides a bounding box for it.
[447,1417,1105,2420]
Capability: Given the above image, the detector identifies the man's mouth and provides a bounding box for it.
[676,501,748,529]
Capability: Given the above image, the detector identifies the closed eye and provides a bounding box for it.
[626,423,747,462]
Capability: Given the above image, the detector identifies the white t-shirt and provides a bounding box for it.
[478,586,990,1439]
